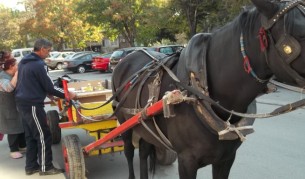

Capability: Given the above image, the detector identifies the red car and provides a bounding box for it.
[91,52,112,73]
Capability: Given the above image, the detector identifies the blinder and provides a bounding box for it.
[261,0,304,64]
[259,0,305,87]
[275,34,301,64]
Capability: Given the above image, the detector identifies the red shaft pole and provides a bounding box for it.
[62,80,73,123]
[84,100,164,153]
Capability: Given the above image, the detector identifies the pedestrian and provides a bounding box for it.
[0,57,26,159]
[15,39,76,176]
[0,51,12,72]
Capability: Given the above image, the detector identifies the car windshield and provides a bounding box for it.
[52,53,61,58]
[50,52,60,57]
[102,53,112,58]
[159,47,174,54]
[66,53,85,60]
[111,51,124,58]
[22,50,32,56]
[146,47,157,51]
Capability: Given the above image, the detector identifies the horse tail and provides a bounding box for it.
[149,146,156,176]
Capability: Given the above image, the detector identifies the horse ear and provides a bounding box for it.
[251,0,279,18]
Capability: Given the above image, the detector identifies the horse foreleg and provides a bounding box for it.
[139,139,155,179]
[212,154,236,179]
[122,130,136,179]
[177,154,198,179]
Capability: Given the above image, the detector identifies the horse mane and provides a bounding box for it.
[210,7,260,36]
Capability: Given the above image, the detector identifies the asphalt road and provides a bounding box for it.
[0,70,304,179]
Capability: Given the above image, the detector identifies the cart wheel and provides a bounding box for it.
[46,110,61,144]
[62,135,85,179]
[156,147,177,165]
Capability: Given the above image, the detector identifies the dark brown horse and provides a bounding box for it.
[112,0,305,178]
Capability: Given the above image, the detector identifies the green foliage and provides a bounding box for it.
[77,0,177,46]
[0,6,26,50]
[1,0,254,50]
[21,0,103,51]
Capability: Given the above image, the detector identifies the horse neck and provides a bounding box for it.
[207,17,272,115]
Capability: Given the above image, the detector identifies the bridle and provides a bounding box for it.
[242,0,305,86]
[261,0,304,63]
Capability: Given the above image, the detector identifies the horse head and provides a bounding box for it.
[252,0,305,87]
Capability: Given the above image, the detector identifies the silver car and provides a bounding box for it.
[45,51,75,70]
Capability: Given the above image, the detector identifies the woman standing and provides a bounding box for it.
[0,57,26,159]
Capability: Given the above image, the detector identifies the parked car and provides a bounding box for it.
[12,48,33,62]
[45,51,75,70]
[91,52,112,73]
[109,47,146,72]
[49,51,60,57]
[147,45,184,55]
[64,51,94,60]
[62,52,101,73]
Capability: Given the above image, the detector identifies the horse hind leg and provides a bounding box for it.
[139,139,156,179]
[212,154,236,179]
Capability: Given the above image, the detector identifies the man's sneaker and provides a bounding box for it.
[10,152,23,159]
[39,167,65,176]
[25,169,39,175]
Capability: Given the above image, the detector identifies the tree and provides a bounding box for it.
[168,0,252,39]
[167,0,210,39]
[0,6,26,50]
[77,0,174,47]
[21,0,102,51]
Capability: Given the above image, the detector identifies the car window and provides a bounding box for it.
[146,47,157,51]
[13,51,21,57]
[62,54,68,58]
[160,47,174,55]
[22,50,32,56]
[78,54,92,61]
[126,50,135,55]
[111,50,124,58]
[92,53,100,58]
[102,53,112,58]
[70,53,86,59]
[173,46,183,52]
[53,53,61,58]
[50,52,60,57]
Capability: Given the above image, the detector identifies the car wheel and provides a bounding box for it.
[77,65,86,73]
[56,63,63,70]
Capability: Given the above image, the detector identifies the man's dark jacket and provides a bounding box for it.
[15,52,64,107]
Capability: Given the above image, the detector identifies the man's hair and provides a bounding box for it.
[33,38,52,51]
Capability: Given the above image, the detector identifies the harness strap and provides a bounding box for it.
[138,101,175,152]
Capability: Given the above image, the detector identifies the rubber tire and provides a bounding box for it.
[77,65,86,73]
[62,135,85,179]
[56,63,63,70]
[46,110,61,144]
[156,147,177,165]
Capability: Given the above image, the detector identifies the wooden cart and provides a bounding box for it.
[46,79,176,179]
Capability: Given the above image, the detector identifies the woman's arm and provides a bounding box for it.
[0,78,15,92]
[10,71,18,88]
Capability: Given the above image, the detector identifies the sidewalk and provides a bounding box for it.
[0,86,303,179]
[0,135,65,179]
